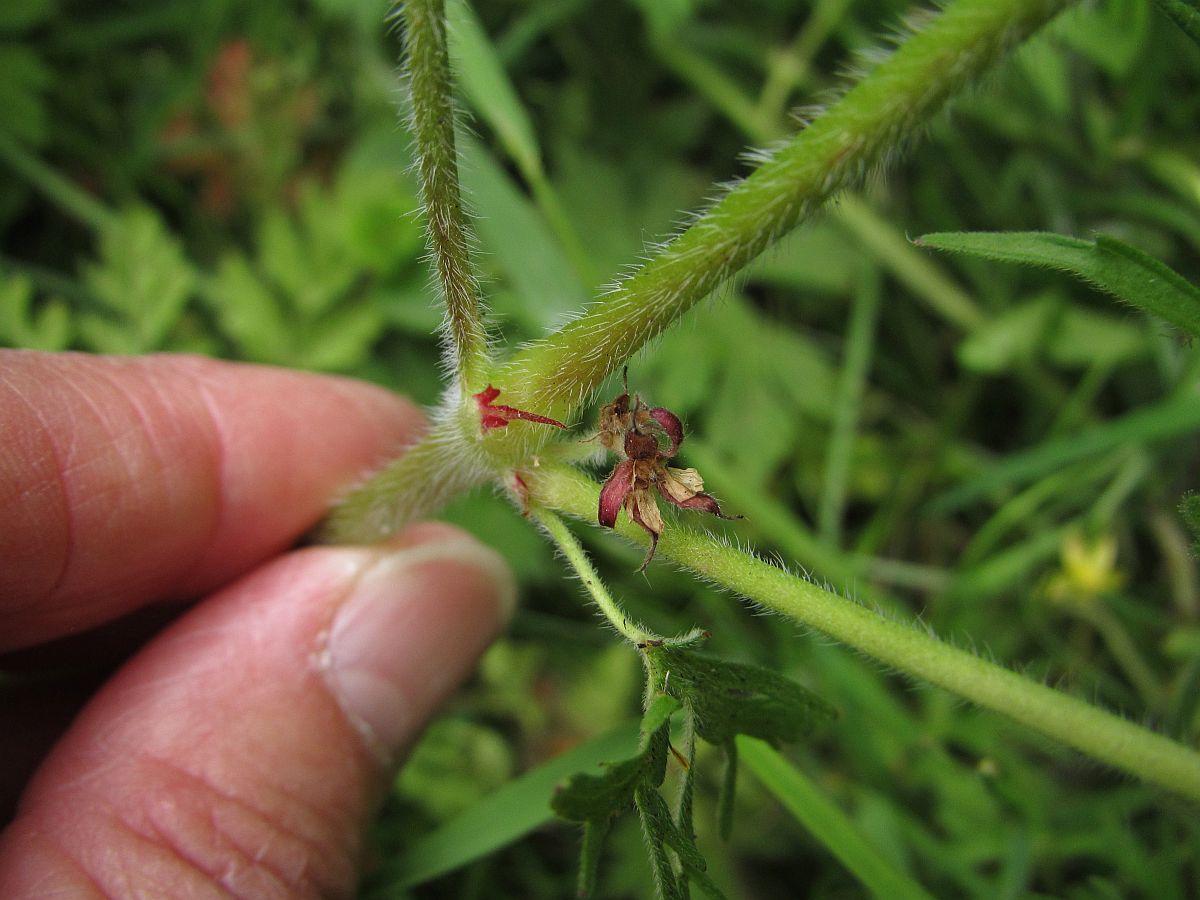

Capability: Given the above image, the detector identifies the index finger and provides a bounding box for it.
[0,351,424,652]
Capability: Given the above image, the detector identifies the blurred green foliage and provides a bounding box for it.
[3,0,1200,897]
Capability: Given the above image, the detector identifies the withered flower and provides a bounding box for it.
[596,378,737,570]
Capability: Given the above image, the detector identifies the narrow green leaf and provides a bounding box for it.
[445,0,541,181]
[385,721,638,889]
[738,736,936,900]
[638,784,727,900]
[914,230,1200,339]
[1152,0,1200,46]
[928,392,1200,514]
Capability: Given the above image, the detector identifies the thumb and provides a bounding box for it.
[0,523,514,898]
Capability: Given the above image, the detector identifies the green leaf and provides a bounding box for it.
[204,171,403,370]
[1054,0,1149,78]
[458,137,587,332]
[1153,0,1200,45]
[0,0,55,31]
[551,694,679,823]
[958,293,1148,373]
[0,272,70,350]
[739,736,936,900]
[1181,492,1200,558]
[79,207,196,354]
[643,643,837,746]
[446,0,542,182]
[384,721,639,890]
[0,44,51,145]
[928,392,1200,514]
[914,231,1200,340]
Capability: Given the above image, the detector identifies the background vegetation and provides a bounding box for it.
[2,0,1199,896]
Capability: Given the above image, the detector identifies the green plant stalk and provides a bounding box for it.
[0,132,116,233]
[530,505,656,645]
[819,264,881,547]
[496,0,1075,425]
[401,0,490,391]
[318,413,491,542]
[527,463,1200,802]
[738,736,936,900]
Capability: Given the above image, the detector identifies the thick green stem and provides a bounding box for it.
[497,0,1075,422]
[401,0,490,391]
[317,412,490,543]
[527,463,1200,803]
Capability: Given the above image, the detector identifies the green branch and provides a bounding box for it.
[530,505,657,645]
[400,0,491,391]
[496,0,1075,424]
[527,463,1200,803]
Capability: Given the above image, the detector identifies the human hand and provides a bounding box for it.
[0,351,514,897]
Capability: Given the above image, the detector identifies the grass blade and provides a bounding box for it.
[927,391,1200,514]
[381,721,639,890]
[738,736,935,900]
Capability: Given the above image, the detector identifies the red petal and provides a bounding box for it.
[649,408,683,455]
[598,459,635,528]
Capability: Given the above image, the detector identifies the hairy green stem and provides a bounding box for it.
[530,505,656,645]
[317,412,490,543]
[496,0,1075,423]
[527,463,1200,802]
[401,0,490,390]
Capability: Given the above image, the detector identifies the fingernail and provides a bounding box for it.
[323,538,515,763]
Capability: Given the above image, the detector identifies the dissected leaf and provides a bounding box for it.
[915,231,1200,340]
[0,271,70,350]
[1153,0,1200,46]
[553,694,691,898]
[644,643,837,746]
[552,693,678,824]
[204,168,410,370]
[79,206,197,353]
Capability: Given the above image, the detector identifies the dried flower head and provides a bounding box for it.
[596,371,738,570]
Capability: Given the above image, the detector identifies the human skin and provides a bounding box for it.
[0,351,514,897]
